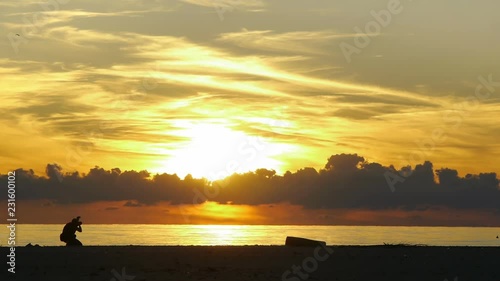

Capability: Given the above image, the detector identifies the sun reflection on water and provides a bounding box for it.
[196,225,249,245]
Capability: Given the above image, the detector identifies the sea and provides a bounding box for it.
[2,225,500,247]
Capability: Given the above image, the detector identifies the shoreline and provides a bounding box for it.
[3,245,499,281]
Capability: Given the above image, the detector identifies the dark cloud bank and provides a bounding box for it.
[2,154,499,211]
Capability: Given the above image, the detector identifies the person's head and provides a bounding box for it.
[71,217,82,225]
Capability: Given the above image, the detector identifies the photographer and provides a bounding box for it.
[60,216,83,246]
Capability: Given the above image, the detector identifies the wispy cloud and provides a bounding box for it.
[218,29,357,55]
[181,0,265,9]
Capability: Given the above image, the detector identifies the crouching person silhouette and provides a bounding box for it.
[60,216,83,246]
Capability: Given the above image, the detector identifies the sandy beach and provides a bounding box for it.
[2,245,499,281]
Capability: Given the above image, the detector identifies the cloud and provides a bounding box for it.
[124,200,144,207]
[218,29,355,55]
[2,154,498,212]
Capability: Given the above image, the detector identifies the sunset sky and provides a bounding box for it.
[1,0,499,225]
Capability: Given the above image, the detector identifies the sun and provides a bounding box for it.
[159,122,290,180]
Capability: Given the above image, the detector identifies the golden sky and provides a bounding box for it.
[1,0,500,178]
[0,1,499,225]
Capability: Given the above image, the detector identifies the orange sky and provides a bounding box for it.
[8,200,500,226]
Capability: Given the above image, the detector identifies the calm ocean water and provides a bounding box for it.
[2,225,500,247]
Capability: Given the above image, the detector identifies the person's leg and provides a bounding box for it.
[66,239,82,246]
